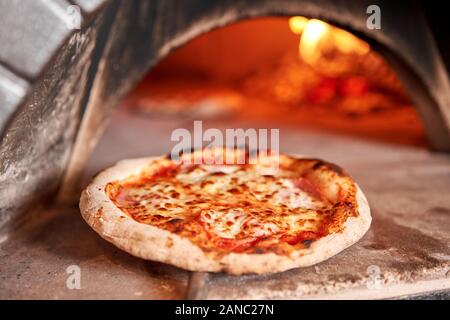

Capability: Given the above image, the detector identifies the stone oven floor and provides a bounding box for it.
[1,108,449,299]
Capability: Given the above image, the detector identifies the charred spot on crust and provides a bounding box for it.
[183,146,199,155]
[161,219,185,233]
[94,208,103,220]
[166,147,198,160]
[210,171,226,176]
[333,201,353,209]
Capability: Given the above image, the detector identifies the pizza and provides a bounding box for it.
[80,148,371,275]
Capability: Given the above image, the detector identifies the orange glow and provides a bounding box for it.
[124,17,425,148]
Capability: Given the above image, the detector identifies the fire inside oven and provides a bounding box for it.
[1,7,449,300]
[79,17,447,299]
[86,16,424,178]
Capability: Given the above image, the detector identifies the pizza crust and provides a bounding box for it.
[79,156,371,275]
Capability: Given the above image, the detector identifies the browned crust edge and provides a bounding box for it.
[79,155,371,275]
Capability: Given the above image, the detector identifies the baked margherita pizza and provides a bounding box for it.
[80,148,371,275]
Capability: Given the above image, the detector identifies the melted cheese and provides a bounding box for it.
[274,179,324,210]
[107,154,352,255]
